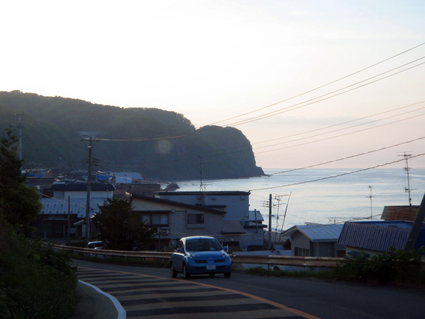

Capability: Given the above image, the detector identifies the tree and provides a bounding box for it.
[0,127,41,234]
[92,197,156,250]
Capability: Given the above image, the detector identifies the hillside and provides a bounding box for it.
[0,91,264,181]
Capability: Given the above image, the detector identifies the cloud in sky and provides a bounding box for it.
[1,0,425,169]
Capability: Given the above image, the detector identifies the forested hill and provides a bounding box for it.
[0,91,264,181]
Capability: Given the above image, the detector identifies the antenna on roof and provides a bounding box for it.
[400,152,414,206]
[199,155,206,191]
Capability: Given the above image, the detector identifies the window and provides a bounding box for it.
[294,247,310,256]
[152,214,168,226]
[187,214,204,225]
[142,214,169,227]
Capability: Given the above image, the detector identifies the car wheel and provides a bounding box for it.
[183,263,190,279]
[170,263,177,278]
[224,272,231,278]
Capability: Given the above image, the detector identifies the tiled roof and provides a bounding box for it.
[221,220,246,234]
[381,206,419,221]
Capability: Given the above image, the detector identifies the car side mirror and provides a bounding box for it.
[176,248,183,253]
[223,246,229,252]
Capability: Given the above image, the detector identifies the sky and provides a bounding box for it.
[2,0,425,170]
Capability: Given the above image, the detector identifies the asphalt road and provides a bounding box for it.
[73,259,425,319]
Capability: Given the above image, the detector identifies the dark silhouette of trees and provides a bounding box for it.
[92,197,156,250]
[0,127,41,234]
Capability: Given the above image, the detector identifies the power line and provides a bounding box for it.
[254,100,425,147]
[226,59,425,127]
[248,153,425,192]
[268,136,425,176]
[74,45,425,143]
[208,42,425,126]
[255,110,425,155]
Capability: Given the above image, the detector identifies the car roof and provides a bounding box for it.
[182,236,215,240]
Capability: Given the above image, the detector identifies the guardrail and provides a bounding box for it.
[54,244,341,268]
[55,245,425,269]
[231,254,341,268]
[54,245,172,260]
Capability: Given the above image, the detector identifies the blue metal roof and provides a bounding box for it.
[338,221,425,252]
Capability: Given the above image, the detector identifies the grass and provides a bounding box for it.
[0,219,78,319]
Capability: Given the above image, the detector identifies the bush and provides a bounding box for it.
[0,218,78,319]
[334,248,425,285]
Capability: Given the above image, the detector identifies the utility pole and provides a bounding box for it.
[368,186,374,220]
[67,195,71,242]
[199,155,204,191]
[80,132,101,247]
[403,153,413,206]
[274,195,284,242]
[268,194,272,250]
[85,136,93,247]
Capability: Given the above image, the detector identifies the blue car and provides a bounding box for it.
[170,236,232,278]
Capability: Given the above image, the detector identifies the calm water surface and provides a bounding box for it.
[174,168,425,230]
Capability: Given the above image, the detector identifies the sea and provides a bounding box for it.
[173,168,425,232]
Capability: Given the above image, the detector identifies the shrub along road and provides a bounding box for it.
[73,259,425,319]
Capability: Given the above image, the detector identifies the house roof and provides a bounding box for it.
[282,224,344,242]
[338,221,425,252]
[249,210,264,222]
[381,206,420,221]
[50,182,115,192]
[158,191,250,196]
[131,194,226,215]
[220,220,246,234]
[40,197,107,218]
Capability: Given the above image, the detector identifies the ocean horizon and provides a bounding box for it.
[174,167,425,231]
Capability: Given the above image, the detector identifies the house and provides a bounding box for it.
[156,191,266,249]
[338,220,425,256]
[381,206,420,221]
[111,172,144,184]
[131,194,246,251]
[33,181,115,240]
[50,181,115,199]
[157,191,250,220]
[114,183,161,198]
[240,210,268,249]
[281,224,345,257]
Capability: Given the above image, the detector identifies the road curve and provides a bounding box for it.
[75,260,317,319]
[74,259,425,319]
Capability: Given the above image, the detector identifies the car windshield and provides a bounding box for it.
[185,238,222,252]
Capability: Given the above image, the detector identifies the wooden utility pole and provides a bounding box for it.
[268,194,272,249]
[368,186,374,220]
[85,136,93,247]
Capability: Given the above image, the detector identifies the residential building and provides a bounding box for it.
[33,181,115,239]
[131,194,245,251]
[156,191,266,249]
[281,224,345,257]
